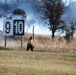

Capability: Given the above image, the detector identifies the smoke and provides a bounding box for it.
[0,0,50,35]
[1,0,76,35]
[0,0,76,49]
[62,0,76,24]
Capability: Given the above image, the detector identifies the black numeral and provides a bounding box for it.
[5,22,11,34]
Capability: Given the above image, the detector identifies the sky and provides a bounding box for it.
[28,0,76,35]
[0,0,76,35]
[63,0,76,6]
[0,0,51,35]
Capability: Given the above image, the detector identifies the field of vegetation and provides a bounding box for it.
[0,34,76,75]
[0,51,76,75]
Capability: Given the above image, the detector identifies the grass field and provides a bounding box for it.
[0,34,76,75]
[0,50,76,75]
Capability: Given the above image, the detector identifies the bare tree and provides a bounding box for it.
[41,0,64,39]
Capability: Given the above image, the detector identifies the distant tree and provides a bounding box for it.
[65,28,71,44]
[69,21,76,40]
[13,8,27,18]
[42,0,64,39]
[59,21,72,44]
[61,21,75,44]
[64,21,76,43]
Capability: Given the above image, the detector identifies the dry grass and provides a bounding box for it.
[0,51,76,75]
[0,33,76,53]
[0,34,76,75]
[23,34,76,53]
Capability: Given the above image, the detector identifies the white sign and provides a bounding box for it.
[3,19,13,36]
[3,19,25,36]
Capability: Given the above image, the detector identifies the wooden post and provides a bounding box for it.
[5,36,6,49]
[33,26,34,40]
[21,35,22,50]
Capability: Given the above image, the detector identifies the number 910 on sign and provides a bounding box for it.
[3,19,25,36]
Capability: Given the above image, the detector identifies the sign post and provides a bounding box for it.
[3,19,25,50]
[3,19,13,49]
[21,35,22,50]
[13,20,24,50]
[33,25,34,40]
[4,36,6,49]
